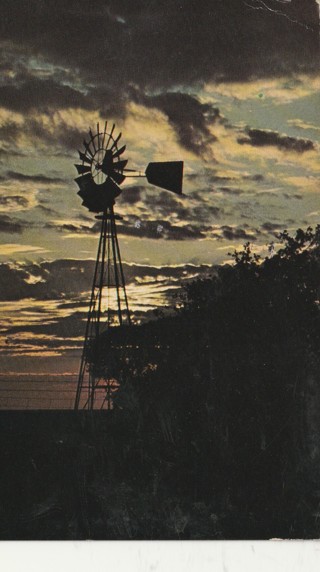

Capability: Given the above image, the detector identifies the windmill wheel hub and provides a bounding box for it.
[74,122,127,213]
[100,150,114,176]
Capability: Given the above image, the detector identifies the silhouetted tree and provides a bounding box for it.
[82,227,320,538]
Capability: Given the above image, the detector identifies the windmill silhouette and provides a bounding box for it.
[74,121,183,410]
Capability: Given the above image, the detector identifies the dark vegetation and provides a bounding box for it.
[1,226,320,539]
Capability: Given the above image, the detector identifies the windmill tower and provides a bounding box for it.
[74,121,183,410]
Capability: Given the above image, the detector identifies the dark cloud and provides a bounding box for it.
[6,171,66,184]
[0,88,220,158]
[219,187,243,196]
[208,174,236,184]
[0,0,318,105]
[45,222,94,234]
[0,77,89,113]
[0,117,88,153]
[0,196,28,208]
[261,221,283,232]
[0,258,214,348]
[123,186,222,223]
[121,185,142,204]
[193,203,221,221]
[124,262,213,284]
[131,90,221,157]
[0,121,21,146]
[0,1,318,167]
[283,192,303,200]
[219,225,259,241]
[0,259,213,302]
[238,128,315,152]
[0,264,30,300]
[0,260,92,301]
[208,173,264,186]
[247,174,264,182]
[118,219,208,240]
[130,189,191,219]
[47,195,214,238]
[6,312,87,340]
[0,147,25,160]
[36,204,59,216]
[0,214,24,233]
[50,216,212,240]
[57,300,90,310]
[0,74,128,117]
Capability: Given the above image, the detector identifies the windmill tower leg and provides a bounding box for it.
[74,206,130,410]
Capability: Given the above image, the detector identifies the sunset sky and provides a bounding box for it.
[0,0,319,406]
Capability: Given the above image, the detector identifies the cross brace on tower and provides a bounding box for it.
[74,206,131,410]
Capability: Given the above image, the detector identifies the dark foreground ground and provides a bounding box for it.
[0,411,319,540]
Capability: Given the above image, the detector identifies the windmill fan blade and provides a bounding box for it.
[113,159,128,172]
[83,140,94,157]
[77,190,102,213]
[106,124,115,149]
[111,132,122,150]
[145,161,183,194]
[110,170,126,185]
[75,164,91,175]
[89,128,96,152]
[112,145,126,159]
[75,173,93,192]
[104,177,122,198]
[78,151,92,164]
[75,174,122,212]
[102,121,108,148]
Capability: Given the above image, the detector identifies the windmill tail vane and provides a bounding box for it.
[74,121,184,410]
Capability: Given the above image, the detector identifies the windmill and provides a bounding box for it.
[74,121,183,410]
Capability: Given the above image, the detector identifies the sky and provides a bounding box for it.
[0,0,319,406]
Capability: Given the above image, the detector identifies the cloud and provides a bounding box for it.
[261,221,283,232]
[0,168,67,215]
[45,221,94,234]
[118,219,208,240]
[6,171,66,184]
[238,128,315,152]
[119,183,222,232]
[0,244,47,256]
[0,196,28,209]
[0,259,96,302]
[122,185,142,204]
[0,258,213,302]
[0,263,32,300]
[36,204,59,216]
[283,192,303,200]
[287,118,320,132]
[206,75,320,104]
[219,186,244,196]
[47,193,218,239]
[5,312,86,340]
[0,77,89,113]
[124,188,191,220]
[0,74,129,118]
[131,90,221,157]
[212,224,260,241]
[0,113,89,154]
[0,0,318,105]
[0,259,214,355]
[0,214,24,233]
